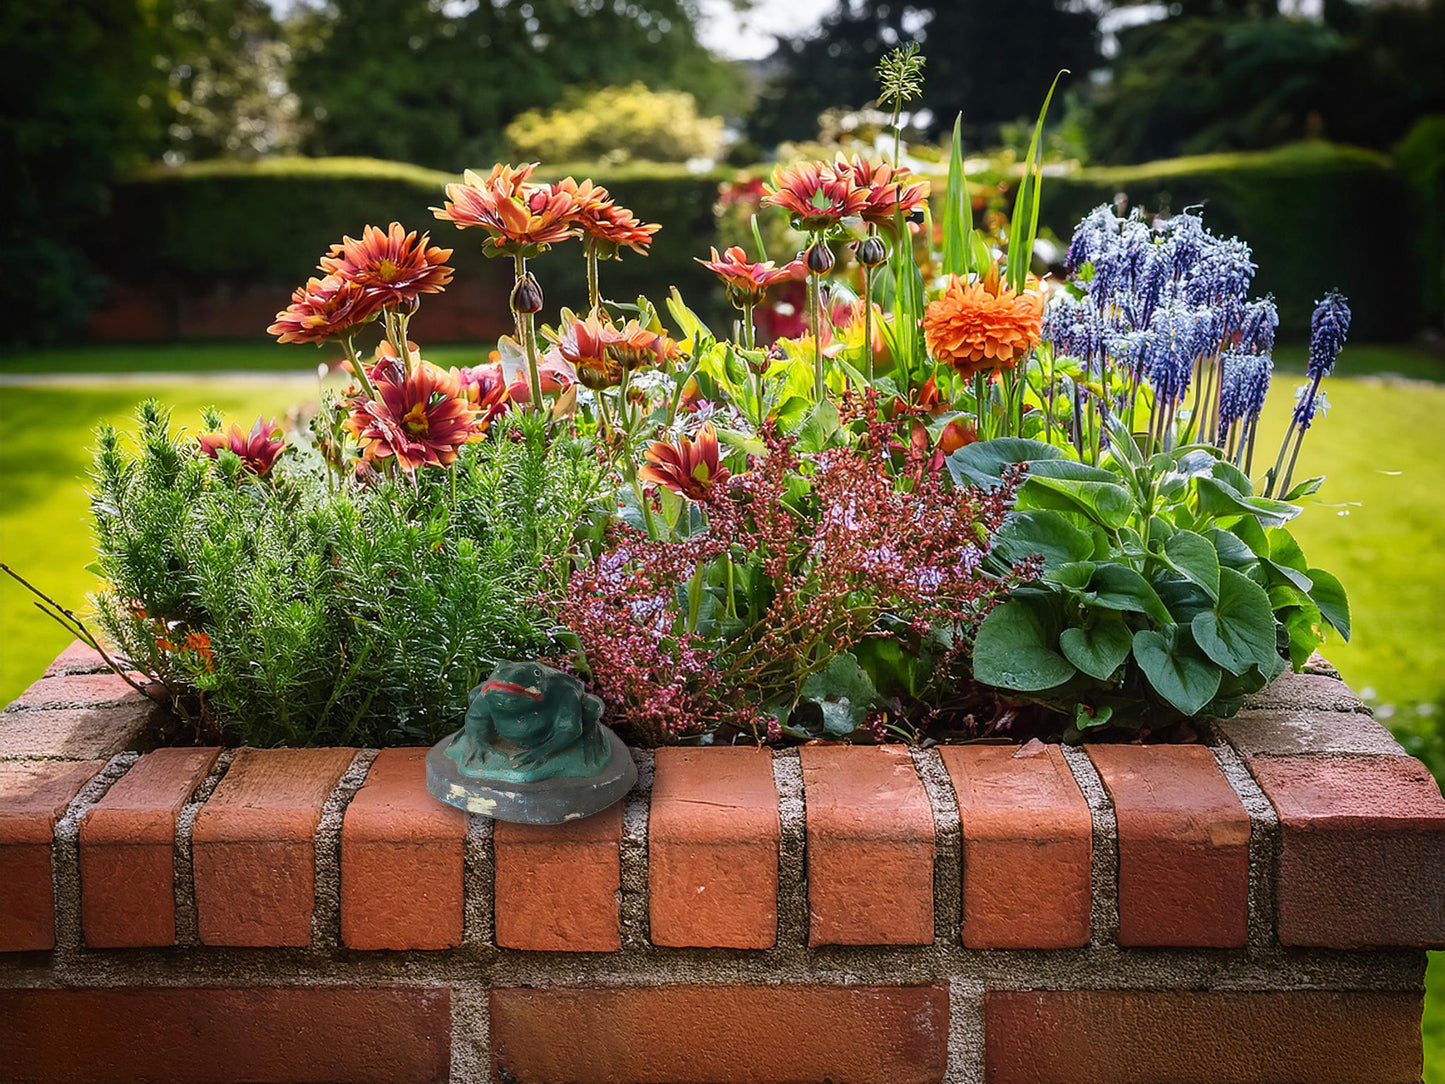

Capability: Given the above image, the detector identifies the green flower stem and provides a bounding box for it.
[341,334,378,403]
[586,244,600,313]
[862,264,875,384]
[513,254,545,411]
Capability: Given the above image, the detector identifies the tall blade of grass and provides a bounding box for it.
[941,112,973,278]
[1005,69,1068,294]
[750,213,769,262]
[890,206,925,383]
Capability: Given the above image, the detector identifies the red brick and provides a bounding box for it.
[1249,753,1445,947]
[984,989,1423,1083]
[491,983,948,1083]
[5,672,148,713]
[192,747,355,947]
[78,747,220,948]
[340,748,468,950]
[649,747,780,948]
[942,744,1091,948]
[0,760,104,951]
[44,639,112,677]
[0,702,153,760]
[0,986,451,1083]
[801,745,935,945]
[1088,744,1250,947]
[494,801,622,951]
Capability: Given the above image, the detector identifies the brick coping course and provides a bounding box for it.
[1,641,1440,1083]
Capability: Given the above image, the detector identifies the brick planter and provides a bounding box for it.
[1,642,1442,1083]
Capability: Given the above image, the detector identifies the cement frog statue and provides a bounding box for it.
[444,660,611,784]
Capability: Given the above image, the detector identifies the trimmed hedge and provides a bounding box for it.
[88,157,731,331]
[85,143,1427,342]
[1041,142,1414,341]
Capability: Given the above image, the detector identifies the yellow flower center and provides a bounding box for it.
[377,259,400,282]
[401,402,430,437]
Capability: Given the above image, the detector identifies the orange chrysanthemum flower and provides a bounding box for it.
[545,313,677,390]
[268,274,381,345]
[762,160,868,232]
[346,361,479,470]
[693,245,803,307]
[197,416,287,477]
[432,163,579,257]
[556,177,659,256]
[923,270,1046,378]
[832,154,931,228]
[639,423,730,502]
[318,222,453,307]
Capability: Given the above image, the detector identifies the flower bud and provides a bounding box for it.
[510,273,544,314]
[855,235,888,268]
[805,240,835,276]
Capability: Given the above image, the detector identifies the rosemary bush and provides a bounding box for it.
[89,401,602,746]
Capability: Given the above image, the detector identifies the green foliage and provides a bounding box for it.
[288,0,744,171]
[1040,142,1413,340]
[87,402,604,747]
[1,0,166,344]
[1085,4,1445,164]
[87,156,731,329]
[1394,115,1445,329]
[962,436,1349,735]
[507,84,725,165]
[747,0,1100,150]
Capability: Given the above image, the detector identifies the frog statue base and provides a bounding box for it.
[424,661,637,825]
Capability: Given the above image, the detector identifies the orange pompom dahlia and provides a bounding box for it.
[432,163,579,256]
[318,222,454,307]
[923,271,1046,377]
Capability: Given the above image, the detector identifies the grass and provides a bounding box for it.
[0,340,1442,1078]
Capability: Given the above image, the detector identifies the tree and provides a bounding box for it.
[747,0,1101,150]
[288,0,747,170]
[1085,0,1445,163]
[0,0,167,340]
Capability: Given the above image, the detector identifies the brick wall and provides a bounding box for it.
[1,642,1442,1083]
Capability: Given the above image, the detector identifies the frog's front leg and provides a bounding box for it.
[510,696,582,771]
[448,688,500,773]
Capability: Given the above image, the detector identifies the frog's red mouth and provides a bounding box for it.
[483,678,544,701]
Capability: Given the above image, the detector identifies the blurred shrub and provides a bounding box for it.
[1394,116,1445,331]
[1041,141,1415,341]
[506,84,725,165]
[87,156,731,329]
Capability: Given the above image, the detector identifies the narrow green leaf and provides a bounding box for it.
[942,113,972,277]
[1005,69,1068,293]
[750,212,769,263]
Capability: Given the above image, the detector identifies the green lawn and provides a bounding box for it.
[0,340,1442,1078]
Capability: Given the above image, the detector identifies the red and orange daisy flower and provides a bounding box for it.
[694,245,804,308]
[346,361,479,470]
[557,177,659,257]
[923,268,1046,378]
[639,423,731,502]
[762,160,868,232]
[456,361,513,432]
[318,222,454,308]
[545,313,676,390]
[267,274,382,345]
[197,417,288,477]
[432,163,580,257]
[833,154,931,228]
